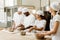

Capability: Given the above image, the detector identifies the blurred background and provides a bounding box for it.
[0,0,60,28]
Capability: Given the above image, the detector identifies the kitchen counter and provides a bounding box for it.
[0,29,51,40]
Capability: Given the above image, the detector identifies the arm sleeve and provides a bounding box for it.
[54,15,60,22]
[40,20,46,28]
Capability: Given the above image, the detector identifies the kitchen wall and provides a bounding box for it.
[18,0,60,9]
[0,0,60,27]
[22,0,40,10]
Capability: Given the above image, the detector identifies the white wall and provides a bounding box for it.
[41,0,49,7]
[5,0,14,7]
[0,10,4,20]
[22,0,40,9]
[50,0,60,3]
[21,0,60,9]
[0,0,5,21]
[0,0,4,8]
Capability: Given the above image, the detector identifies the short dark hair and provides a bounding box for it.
[24,12,30,16]
[39,15,45,19]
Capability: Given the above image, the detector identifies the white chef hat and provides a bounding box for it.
[31,10,36,14]
[18,7,23,12]
[36,10,44,16]
[50,2,60,11]
[22,8,29,13]
[46,6,50,11]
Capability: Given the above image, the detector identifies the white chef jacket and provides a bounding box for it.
[50,14,60,40]
[34,20,46,31]
[13,12,24,27]
[23,14,35,28]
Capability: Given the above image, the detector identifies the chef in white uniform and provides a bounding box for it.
[36,2,60,40]
[11,7,24,31]
[22,8,35,30]
[29,10,46,32]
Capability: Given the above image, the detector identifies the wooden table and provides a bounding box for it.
[0,30,37,40]
[0,29,52,40]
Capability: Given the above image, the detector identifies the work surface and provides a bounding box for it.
[0,30,37,40]
[0,29,52,40]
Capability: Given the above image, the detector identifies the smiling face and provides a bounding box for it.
[49,7,56,16]
[35,14,41,20]
[18,11,22,15]
[24,12,30,16]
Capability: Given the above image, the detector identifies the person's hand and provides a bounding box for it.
[8,27,14,32]
[33,26,37,29]
[17,24,25,30]
[19,26,25,30]
[17,24,24,27]
[35,33,44,39]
